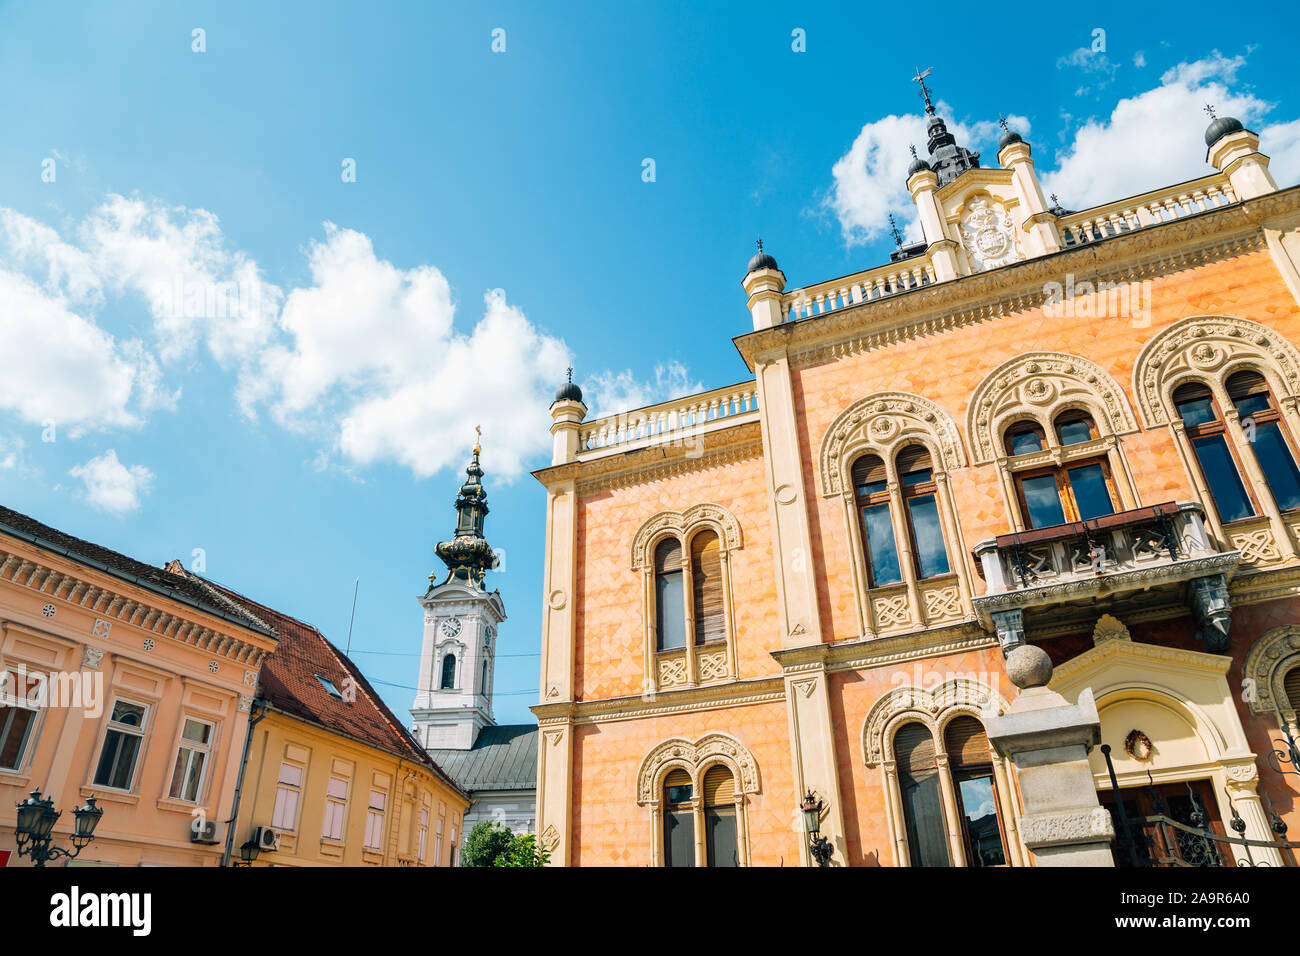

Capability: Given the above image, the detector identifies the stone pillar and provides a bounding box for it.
[1207,128,1277,200]
[550,397,587,466]
[907,168,960,281]
[743,267,787,331]
[999,138,1062,255]
[983,644,1115,866]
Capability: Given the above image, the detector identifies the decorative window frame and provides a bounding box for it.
[862,678,1026,867]
[967,352,1141,531]
[434,638,464,692]
[1133,315,1300,563]
[1242,624,1300,740]
[817,391,972,638]
[630,504,743,692]
[635,732,759,867]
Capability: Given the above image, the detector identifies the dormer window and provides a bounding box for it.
[315,675,344,699]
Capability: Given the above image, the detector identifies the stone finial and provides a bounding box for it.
[1092,614,1132,646]
[1005,643,1053,689]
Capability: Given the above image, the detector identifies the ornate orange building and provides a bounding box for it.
[532,91,1300,866]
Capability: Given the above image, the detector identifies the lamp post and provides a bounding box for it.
[800,791,834,867]
[13,789,103,866]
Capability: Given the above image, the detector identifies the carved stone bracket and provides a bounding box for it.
[990,608,1026,656]
[1188,572,1232,653]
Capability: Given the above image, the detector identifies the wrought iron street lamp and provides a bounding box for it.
[800,791,834,867]
[235,838,261,867]
[13,789,103,866]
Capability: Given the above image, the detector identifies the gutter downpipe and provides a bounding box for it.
[221,698,267,867]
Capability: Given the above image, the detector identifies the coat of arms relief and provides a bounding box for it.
[959,196,1024,271]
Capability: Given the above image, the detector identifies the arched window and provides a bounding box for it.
[1286,665,1300,713]
[853,453,901,587]
[1228,370,1300,511]
[1174,381,1254,523]
[654,538,687,651]
[702,764,738,867]
[895,722,949,867]
[898,445,950,579]
[690,530,725,645]
[439,654,456,690]
[663,768,694,867]
[1004,412,1117,529]
[945,716,1008,867]
[481,659,489,691]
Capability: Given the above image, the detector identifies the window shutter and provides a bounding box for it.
[944,715,992,769]
[1285,666,1300,711]
[896,444,931,477]
[1227,369,1267,400]
[655,537,683,572]
[703,765,736,806]
[895,722,937,783]
[852,454,886,489]
[691,531,725,644]
[664,768,691,789]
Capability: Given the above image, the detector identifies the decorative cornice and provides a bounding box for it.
[530,676,786,725]
[732,188,1300,372]
[0,547,275,666]
[770,621,994,674]
[1050,632,1231,689]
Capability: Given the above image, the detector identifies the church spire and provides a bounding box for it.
[432,427,497,587]
[910,67,980,187]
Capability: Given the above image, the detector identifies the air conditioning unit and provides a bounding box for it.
[252,825,281,852]
[190,819,220,844]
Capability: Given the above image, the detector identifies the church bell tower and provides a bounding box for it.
[411,430,506,750]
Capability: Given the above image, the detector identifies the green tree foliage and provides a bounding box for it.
[494,832,550,868]
[461,820,514,867]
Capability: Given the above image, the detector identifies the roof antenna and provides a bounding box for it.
[345,577,359,656]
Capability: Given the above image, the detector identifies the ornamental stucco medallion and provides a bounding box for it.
[959,197,1023,272]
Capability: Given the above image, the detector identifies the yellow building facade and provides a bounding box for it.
[533,92,1300,867]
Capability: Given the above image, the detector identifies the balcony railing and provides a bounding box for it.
[781,254,937,322]
[577,381,759,458]
[971,502,1241,620]
[1057,173,1237,248]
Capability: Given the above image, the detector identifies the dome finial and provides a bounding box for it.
[554,367,583,403]
[1204,103,1217,119]
[912,65,935,115]
[746,237,779,275]
[473,424,481,455]
[888,214,903,248]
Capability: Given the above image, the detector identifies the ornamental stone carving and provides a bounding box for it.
[630,503,743,571]
[1017,806,1115,847]
[81,646,106,669]
[967,352,1138,464]
[959,196,1025,272]
[1241,624,1300,715]
[1133,315,1300,427]
[817,391,967,497]
[1092,614,1132,645]
[862,679,1010,766]
[636,733,760,805]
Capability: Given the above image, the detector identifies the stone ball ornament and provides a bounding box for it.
[1005,643,1053,689]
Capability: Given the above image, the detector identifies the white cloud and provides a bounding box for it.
[1043,52,1300,207]
[1133,52,1147,69]
[582,361,703,419]
[253,226,571,479]
[0,436,23,471]
[70,450,154,515]
[824,106,1029,246]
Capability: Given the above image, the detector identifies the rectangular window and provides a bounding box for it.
[434,815,444,866]
[656,571,686,651]
[365,789,386,848]
[93,699,148,791]
[955,773,1007,867]
[449,826,458,866]
[167,718,213,802]
[1251,423,1300,510]
[272,762,304,830]
[1018,473,1067,529]
[705,808,738,867]
[665,810,695,867]
[322,775,349,840]
[860,502,902,586]
[1192,434,1254,522]
[1065,462,1116,522]
[418,808,429,861]
[0,670,43,771]
[905,494,950,579]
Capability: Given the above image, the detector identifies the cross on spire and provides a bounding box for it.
[473,424,482,455]
[566,366,573,383]
[912,66,935,114]
[909,144,918,160]
[998,114,1009,133]
[888,213,903,247]
[756,237,764,253]
[1204,103,1217,119]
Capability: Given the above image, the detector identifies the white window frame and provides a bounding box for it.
[418,807,429,862]
[272,761,305,831]
[0,669,46,772]
[167,717,215,803]
[364,789,387,849]
[93,697,150,792]
[322,775,349,841]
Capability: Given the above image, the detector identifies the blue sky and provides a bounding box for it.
[2,1,1297,724]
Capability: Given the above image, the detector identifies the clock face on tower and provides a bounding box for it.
[440,617,461,638]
